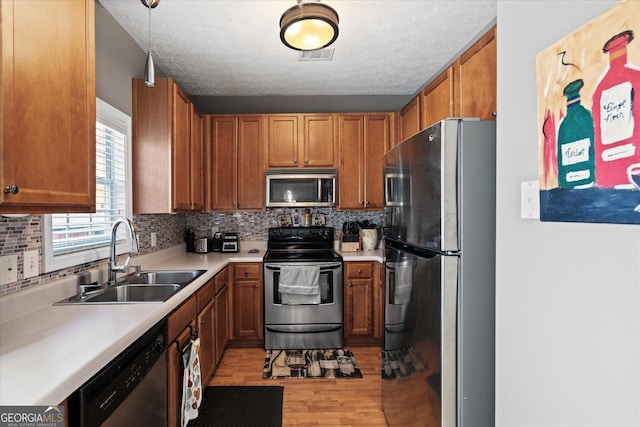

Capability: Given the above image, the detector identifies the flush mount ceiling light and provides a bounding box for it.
[140,0,159,87]
[280,0,339,51]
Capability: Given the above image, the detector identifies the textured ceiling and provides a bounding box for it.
[99,0,497,112]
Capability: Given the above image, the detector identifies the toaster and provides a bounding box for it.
[221,232,239,253]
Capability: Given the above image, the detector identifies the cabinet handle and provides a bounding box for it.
[244,270,249,275]
[201,319,205,326]
[253,284,258,288]
[349,282,353,287]
[4,184,19,194]
[304,159,309,164]
[358,269,363,273]
[293,159,298,165]
[492,111,497,117]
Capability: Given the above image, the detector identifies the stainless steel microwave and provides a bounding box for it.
[266,170,336,207]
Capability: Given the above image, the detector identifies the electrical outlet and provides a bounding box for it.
[23,250,39,279]
[0,255,18,285]
[151,232,157,247]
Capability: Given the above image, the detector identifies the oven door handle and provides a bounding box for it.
[265,325,342,334]
[265,263,342,271]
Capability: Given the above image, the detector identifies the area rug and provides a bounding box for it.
[262,349,363,379]
[187,386,283,427]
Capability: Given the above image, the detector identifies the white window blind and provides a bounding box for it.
[43,98,132,272]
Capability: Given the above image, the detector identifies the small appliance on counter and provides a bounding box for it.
[210,232,223,252]
[185,228,195,252]
[340,221,360,252]
[221,232,239,253]
[195,237,208,253]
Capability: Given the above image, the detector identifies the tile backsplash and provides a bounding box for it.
[0,209,382,296]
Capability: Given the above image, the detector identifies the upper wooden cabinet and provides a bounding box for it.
[207,115,265,211]
[398,96,421,144]
[457,25,497,121]
[419,25,497,129]
[0,0,96,213]
[420,65,456,130]
[267,114,336,168]
[132,77,203,213]
[338,114,390,210]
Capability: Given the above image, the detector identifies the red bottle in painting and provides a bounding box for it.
[592,30,640,188]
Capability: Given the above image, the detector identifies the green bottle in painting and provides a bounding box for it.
[557,79,595,188]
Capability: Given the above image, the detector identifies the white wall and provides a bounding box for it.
[496,1,640,426]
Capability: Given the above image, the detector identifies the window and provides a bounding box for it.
[43,98,133,272]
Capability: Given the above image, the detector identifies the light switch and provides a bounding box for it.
[151,232,157,247]
[23,250,39,279]
[520,180,540,219]
[0,255,18,285]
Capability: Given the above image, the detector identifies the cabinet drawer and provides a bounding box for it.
[214,267,228,294]
[234,263,261,280]
[346,262,373,278]
[196,279,215,313]
[167,297,196,342]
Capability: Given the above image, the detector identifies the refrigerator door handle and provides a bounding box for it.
[384,237,460,258]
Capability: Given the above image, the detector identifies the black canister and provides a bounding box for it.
[185,228,195,252]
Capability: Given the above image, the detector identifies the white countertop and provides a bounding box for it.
[0,244,382,406]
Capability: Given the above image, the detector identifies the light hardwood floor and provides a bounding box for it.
[208,346,388,426]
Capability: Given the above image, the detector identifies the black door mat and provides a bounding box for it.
[187,386,284,427]
[263,349,363,379]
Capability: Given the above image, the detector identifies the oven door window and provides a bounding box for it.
[273,270,334,304]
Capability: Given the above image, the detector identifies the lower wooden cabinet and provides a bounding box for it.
[231,262,263,346]
[344,261,383,345]
[167,296,197,427]
[166,268,231,426]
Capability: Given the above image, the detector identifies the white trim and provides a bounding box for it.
[43,98,133,273]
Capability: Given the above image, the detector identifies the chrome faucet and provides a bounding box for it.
[108,217,139,286]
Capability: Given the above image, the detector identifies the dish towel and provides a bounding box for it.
[278,265,320,305]
[394,265,413,305]
[181,338,202,427]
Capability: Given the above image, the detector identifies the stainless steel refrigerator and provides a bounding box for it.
[381,118,495,427]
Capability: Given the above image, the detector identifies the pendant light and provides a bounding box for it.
[141,0,159,87]
[280,0,339,51]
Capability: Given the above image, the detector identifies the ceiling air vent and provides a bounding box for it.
[298,48,334,61]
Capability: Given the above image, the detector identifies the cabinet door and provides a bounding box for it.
[457,26,497,121]
[338,115,364,210]
[237,115,265,209]
[214,284,230,366]
[268,115,298,167]
[345,278,374,338]
[399,95,420,143]
[132,78,172,214]
[197,299,216,384]
[190,104,204,211]
[303,114,335,167]
[0,0,95,213]
[167,324,193,427]
[363,114,389,209]
[172,85,192,211]
[210,115,237,210]
[421,66,456,129]
[234,279,263,339]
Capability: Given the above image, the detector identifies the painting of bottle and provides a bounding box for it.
[592,30,640,188]
[557,79,595,188]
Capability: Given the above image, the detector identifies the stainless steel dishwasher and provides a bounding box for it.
[68,320,167,427]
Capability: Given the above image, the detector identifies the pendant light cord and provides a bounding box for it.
[147,0,152,54]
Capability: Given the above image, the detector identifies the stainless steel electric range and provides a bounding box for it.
[263,227,343,349]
